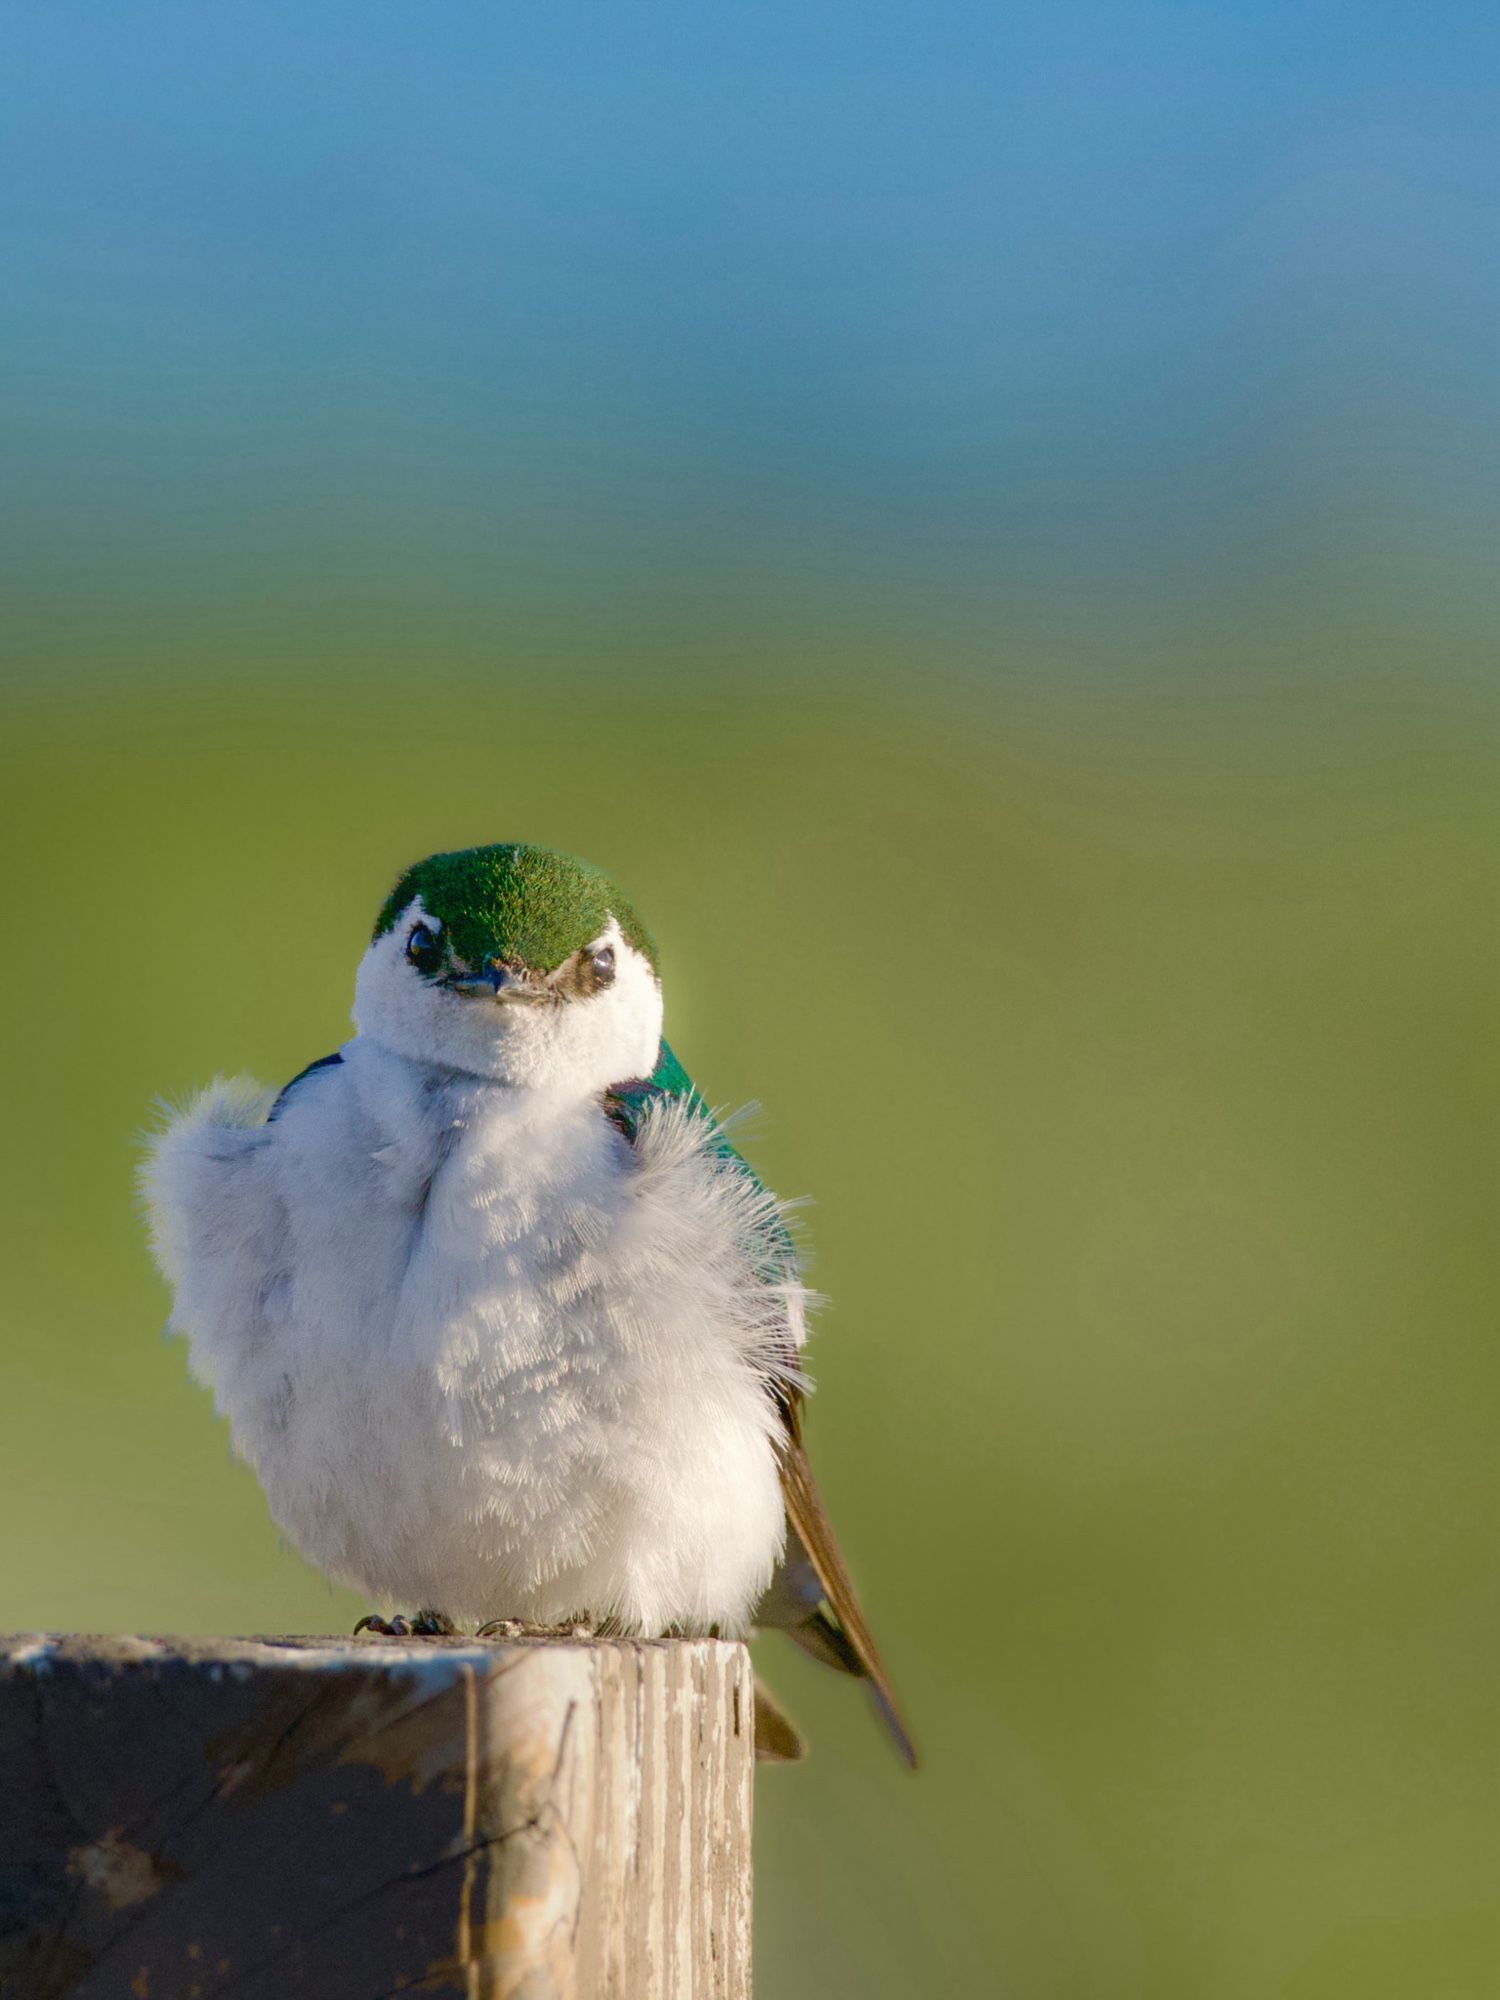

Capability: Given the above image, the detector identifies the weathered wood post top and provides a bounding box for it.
[0,1633,754,2000]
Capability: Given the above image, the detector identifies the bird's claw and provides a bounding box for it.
[354,1610,455,1638]
[477,1616,597,1640]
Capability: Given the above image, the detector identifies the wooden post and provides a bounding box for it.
[0,1634,754,2000]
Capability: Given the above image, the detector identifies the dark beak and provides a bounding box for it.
[446,959,547,1003]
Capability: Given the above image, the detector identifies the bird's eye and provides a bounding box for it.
[590,945,616,983]
[405,924,443,975]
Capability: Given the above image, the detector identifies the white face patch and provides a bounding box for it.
[353,902,663,1092]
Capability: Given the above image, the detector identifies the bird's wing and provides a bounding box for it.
[776,1396,917,1767]
[266,1051,344,1123]
[603,1040,916,1768]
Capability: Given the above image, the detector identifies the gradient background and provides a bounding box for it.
[3,5,1496,1995]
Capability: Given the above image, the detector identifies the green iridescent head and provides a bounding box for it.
[373,843,658,977]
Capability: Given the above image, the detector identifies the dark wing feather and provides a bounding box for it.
[777,1397,918,1768]
[267,1051,343,1123]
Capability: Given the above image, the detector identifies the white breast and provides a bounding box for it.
[143,1038,797,1633]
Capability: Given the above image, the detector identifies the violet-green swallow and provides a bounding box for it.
[144,842,913,1765]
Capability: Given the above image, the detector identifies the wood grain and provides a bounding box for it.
[0,1635,753,2000]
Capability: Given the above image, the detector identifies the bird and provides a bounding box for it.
[143,841,914,1766]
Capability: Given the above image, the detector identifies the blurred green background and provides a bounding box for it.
[3,4,1497,1995]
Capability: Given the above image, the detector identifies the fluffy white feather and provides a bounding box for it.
[142,1031,804,1635]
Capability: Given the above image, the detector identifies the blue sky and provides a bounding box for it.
[4,1,1496,680]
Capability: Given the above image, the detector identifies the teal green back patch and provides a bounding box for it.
[374,843,658,973]
[604,1040,800,1286]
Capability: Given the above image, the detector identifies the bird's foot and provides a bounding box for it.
[353,1609,455,1638]
[477,1616,598,1640]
